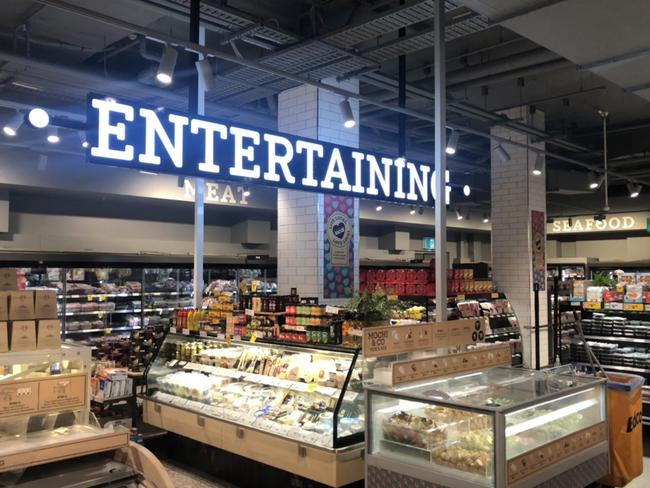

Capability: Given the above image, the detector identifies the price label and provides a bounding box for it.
[182,329,190,336]
[583,301,602,310]
[457,294,465,300]
[624,303,644,312]
[388,294,399,300]
[305,383,318,392]
[169,327,177,334]
[325,305,340,314]
[234,335,241,341]
[217,333,225,340]
[250,333,258,343]
[570,301,581,307]
[245,309,254,317]
[199,330,208,337]
[491,292,499,299]
[99,295,106,302]
[646,305,650,312]
[104,328,112,335]
[87,295,94,302]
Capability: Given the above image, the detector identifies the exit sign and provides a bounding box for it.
[423,238,435,250]
[647,217,650,233]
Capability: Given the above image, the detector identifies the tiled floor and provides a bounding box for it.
[163,460,236,488]
[625,456,650,488]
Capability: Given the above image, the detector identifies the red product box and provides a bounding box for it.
[406,270,417,282]
[359,283,367,293]
[416,269,428,283]
[426,284,435,296]
[386,269,397,283]
[603,290,624,302]
[644,292,650,304]
[405,284,417,295]
[447,269,454,280]
[415,284,428,296]
[384,283,397,295]
[376,270,386,282]
[395,284,406,296]
[367,270,377,283]
[395,269,406,282]
[359,270,367,284]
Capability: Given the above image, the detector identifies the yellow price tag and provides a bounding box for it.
[624,303,644,312]
[104,328,112,335]
[491,293,499,299]
[227,335,232,346]
[87,295,94,302]
[99,295,106,302]
[457,294,466,300]
[251,282,258,292]
[388,294,398,300]
[250,333,258,343]
[582,301,602,310]
[306,383,317,392]
[97,312,104,318]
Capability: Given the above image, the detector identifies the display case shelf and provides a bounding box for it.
[65,309,142,316]
[584,335,650,344]
[65,326,141,335]
[59,292,141,299]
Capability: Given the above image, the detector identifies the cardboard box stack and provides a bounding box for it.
[0,271,61,352]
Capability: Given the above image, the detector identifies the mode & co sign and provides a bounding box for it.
[548,212,650,234]
[86,94,447,206]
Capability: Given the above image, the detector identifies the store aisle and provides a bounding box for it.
[162,460,236,488]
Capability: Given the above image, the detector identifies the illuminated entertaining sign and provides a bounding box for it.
[86,94,450,206]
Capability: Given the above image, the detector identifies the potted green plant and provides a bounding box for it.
[346,290,396,327]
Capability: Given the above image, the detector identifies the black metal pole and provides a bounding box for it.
[397,0,406,158]
[534,282,540,370]
[554,275,560,364]
[188,0,200,115]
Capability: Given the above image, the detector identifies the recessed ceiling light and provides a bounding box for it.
[27,108,49,129]
[46,126,59,144]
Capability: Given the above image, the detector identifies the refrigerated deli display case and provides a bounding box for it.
[143,332,365,487]
[365,367,608,488]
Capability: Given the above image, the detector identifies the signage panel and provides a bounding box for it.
[548,212,650,234]
[423,237,435,250]
[86,94,446,206]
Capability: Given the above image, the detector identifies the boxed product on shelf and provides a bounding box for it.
[10,320,37,351]
[0,269,18,291]
[34,290,57,319]
[37,319,61,349]
[0,322,7,352]
[8,291,35,320]
[92,367,133,400]
[0,292,7,321]
[619,273,637,285]
[625,284,644,303]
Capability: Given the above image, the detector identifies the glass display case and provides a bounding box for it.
[145,332,364,448]
[366,367,608,488]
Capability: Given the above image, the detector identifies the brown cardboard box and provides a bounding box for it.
[0,292,8,321]
[34,290,58,319]
[10,320,37,351]
[37,319,61,350]
[9,291,35,321]
[0,269,18,291]
[0,322,8,353]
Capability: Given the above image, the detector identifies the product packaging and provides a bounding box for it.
[9,291,35,320]
[0,292,8,321]
[0,269,18,291]
[0,322,8,352]
[37,319,61,349]
[624,284,644,304]
[10,320,37,351]
[34,290,58,319]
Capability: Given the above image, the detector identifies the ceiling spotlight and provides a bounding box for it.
[3,111,23,137]
[463,184,471,197]
[627,182,641,198]
[340,99,356,128]
[455,208,463,220]
[409,205,416,215]
[446,130,459,155]
[418,206,424,215]
[243,190,251,197]
[195,57,217,92]
[77,130,89,148]
[156,44,178,85]
[494,144,510,162]
[46,126,60,144]
[532,154,543,176]
[483,213,489,223]
[588,172,604,190]
[27,108,49,129]
[375,205,382,212]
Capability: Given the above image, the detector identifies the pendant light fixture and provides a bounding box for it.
[340,99,356,128]
[2,111,23,137]
[532,154,543,176]
[156,44,178,85]
[627,182,641,198]
[588,171,604,190]
[446,130,459,155]
[494,144,510,162]
[195,57,216,92]
[46,126,60,144]
[455,208,463,220]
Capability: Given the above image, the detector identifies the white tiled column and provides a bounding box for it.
[491,107,548,368]
[277,80,359,303]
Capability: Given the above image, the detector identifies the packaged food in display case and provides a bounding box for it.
[366,367,608,488]
[144,332,364,449]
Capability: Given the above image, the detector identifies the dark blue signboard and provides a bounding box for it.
[86,93,444,206]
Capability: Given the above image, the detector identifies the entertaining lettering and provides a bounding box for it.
[87,96,449,206]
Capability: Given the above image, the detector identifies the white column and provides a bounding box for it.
[491,107,548,368]
[276,79,359,304]
[193,26,206,308]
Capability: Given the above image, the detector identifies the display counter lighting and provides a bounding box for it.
[505,398,598,437]
[27,107,50,129]
[2,110,23,137]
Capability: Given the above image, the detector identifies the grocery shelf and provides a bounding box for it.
[65,309,141,316]
[0,348,63,365]
[91,394,133,404]
[58,292,141,299]
[584,335,650,344]
[144,291,192,296]
[577,363,650,375]
[65,326,141,335]
[142,306,192,313]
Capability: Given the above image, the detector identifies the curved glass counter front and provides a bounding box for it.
[145,333,364,448]
[366,367,607,487]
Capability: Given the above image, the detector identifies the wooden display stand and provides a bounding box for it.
[143,398,364,487]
